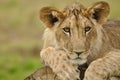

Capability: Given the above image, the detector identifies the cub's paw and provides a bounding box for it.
[83,59,107,80]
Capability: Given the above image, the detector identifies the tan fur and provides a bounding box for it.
[24,66,60,80]
[41,47,79,80]
[40,1,120,80]
[84,49,120,80]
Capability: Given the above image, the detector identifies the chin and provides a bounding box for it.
[70,58,87,65]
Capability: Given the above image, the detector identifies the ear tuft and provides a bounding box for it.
[92,9,103,20]
[51,16,58,24]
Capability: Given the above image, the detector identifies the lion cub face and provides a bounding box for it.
[40,1,110,64]
[55,14,95,64]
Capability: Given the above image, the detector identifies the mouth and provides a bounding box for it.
[67,56,87,65]
[67,56,81,60]
[74,57,82,60]
[68,56,82,60]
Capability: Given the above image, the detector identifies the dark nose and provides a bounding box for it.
[74,51,83,56]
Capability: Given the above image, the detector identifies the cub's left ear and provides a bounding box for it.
[86,1,110,24]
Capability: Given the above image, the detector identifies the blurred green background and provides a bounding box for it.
[0,0,120,80]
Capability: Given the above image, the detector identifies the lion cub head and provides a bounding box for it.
[40,1,110,64]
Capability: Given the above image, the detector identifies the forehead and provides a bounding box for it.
[61,14,92,28]
[61,3,93,28]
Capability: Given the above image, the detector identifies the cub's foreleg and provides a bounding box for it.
[40,47,80,80]
[83,50,120,80]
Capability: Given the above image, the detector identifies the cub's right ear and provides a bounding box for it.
[40,7,65,28]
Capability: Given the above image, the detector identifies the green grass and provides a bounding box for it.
[0,54,42,80]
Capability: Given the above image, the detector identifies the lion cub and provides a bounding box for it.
[40,1,120,80]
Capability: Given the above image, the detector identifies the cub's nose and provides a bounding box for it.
[74,51,83,56]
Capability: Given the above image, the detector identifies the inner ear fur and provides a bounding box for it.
[86,1,110,24]
[40,7,65,28]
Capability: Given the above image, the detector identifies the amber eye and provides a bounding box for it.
[63,27,70,33]
[85,26,91,33]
